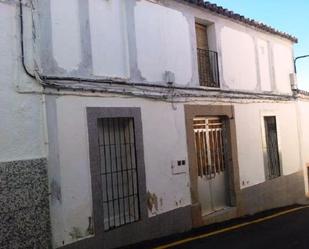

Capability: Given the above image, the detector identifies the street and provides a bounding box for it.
[128,206,309,249]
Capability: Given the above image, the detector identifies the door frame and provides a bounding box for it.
[184,105,241,227]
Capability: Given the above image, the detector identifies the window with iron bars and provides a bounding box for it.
[264,116,281,179]
[98,117,140,231]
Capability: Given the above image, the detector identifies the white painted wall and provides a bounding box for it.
[45,0,296,93]
[0,3,45,162]
[297,100,309,194]
[220,27,258,91]
[1,1,302,247]
[135,0,192,85]
[89,0,129,78]
[257,39,272,92]
[50,96,191,247]
[234,102,301,189]
[273,42,294,93]
[51,0,82,70]
[152,0,295,93]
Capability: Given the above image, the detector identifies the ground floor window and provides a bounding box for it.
[98,117,140,231]
[87,107,147,241]
[264,116,281,179]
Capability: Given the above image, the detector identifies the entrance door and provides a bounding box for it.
[193,117,229,215]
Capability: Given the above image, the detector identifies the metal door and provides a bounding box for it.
[193,117,229,215]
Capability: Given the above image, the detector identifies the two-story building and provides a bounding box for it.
[1,0,309,248]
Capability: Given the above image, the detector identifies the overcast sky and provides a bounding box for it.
[209,0,309,90]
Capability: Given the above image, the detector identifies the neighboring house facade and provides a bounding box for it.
[0,0,309,248]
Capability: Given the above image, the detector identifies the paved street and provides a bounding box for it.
[128,206,309,249]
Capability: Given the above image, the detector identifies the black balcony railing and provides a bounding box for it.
[197,49,220,88]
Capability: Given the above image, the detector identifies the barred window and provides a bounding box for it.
[98,117,140,231]
[264,116,281,179]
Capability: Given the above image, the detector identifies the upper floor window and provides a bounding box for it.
[195,23,220,88]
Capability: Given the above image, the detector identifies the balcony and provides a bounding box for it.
[197,48,220,88]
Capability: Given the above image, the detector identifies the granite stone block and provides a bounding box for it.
[0,158,51,249]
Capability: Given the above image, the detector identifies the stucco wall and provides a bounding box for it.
[257,38,272,92]
[220,27,258,91]
[234,102,301,189]
[51,0,82,71]
[135,0,192,85]
[1,1,303,248]
[273,42,294,93]
[47,96,191,247]
[0,2,45,162]
[297,100,309,194]
[0,3,50,248]
[38,0,295,94]
[88,0,129,78]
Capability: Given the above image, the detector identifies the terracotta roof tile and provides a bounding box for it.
[181,0,298,43]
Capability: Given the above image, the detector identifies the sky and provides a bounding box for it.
[208,0,309,90]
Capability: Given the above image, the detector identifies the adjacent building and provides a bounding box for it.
[1,0,309,248]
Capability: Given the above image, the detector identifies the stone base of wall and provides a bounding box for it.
[0,158,51,249]
[239,170,306,215]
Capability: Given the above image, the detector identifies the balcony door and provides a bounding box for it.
[195,23,220,87]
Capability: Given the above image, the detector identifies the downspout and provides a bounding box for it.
[19,0,49,156]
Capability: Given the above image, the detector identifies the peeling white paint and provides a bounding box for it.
[89,0,129,78]
[51,0,82,70]
[135,1,192,85]
[50,96,191,246]
[1,1,307,248]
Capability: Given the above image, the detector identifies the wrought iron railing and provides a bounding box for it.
[197,49,220,88]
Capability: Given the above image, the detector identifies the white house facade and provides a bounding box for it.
[0,0,309,248]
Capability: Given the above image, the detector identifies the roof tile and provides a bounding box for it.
[181,0,298,43]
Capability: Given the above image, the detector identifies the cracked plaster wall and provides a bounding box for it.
[0,2,45,163]
[36,0,295,92]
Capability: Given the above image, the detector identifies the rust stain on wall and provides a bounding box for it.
[147,191,159,212]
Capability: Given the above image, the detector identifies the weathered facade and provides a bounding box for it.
[0,0,308,248]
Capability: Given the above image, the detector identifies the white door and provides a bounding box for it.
[193,117,229,216]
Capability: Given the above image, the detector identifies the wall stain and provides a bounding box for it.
[69,227,83,240]
[159,197,163,208]
[147,191,158,212]
[51,179,62,203]
[86,216,94,235]
[69,215,95,241]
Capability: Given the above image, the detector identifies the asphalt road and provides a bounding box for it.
[127,205,309,249]
[173,207,309,249]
